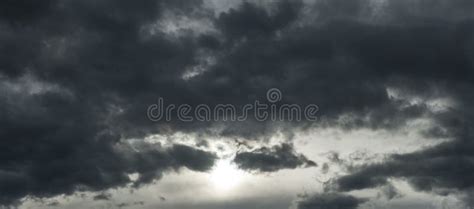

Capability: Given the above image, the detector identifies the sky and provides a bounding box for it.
[1,0,474,209]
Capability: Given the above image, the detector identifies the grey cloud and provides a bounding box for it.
[377,184,403,200]
[296,193,366,209]
[308,0,474,23]
[93,193,112,201]
[0,136,216,205]
[329,110,474,204]
[333,135,474,193]
[1,0,474,206]
[215,0,302,40]
[0,0,57,24]
[116,201,145,208]
[0,0,214,205]
[233,143,316,172]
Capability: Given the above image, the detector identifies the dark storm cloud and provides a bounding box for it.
[1,0,474,206]
[233,143,316,172]
[116,201,145,208]
[296,193,366,209]
[0,0,57,24]
[0,120,216,204]
[215,0,302,40]
[333,123,474,194]
[0,0,214,205]
[328,108,474,205]
[93,193,112,201]
[309,0,474,23]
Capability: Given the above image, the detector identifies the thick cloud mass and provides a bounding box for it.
[233,143,316,172]
[1,0,474,207]
[296,193,366,209]
[333,113,474,194]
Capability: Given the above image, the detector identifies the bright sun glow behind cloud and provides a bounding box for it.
[209,159,246,192]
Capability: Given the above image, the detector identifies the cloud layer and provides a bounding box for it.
[234,143,316,172]
[1,0,474,207]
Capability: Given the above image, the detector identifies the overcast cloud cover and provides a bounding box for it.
[1,0,474,208]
